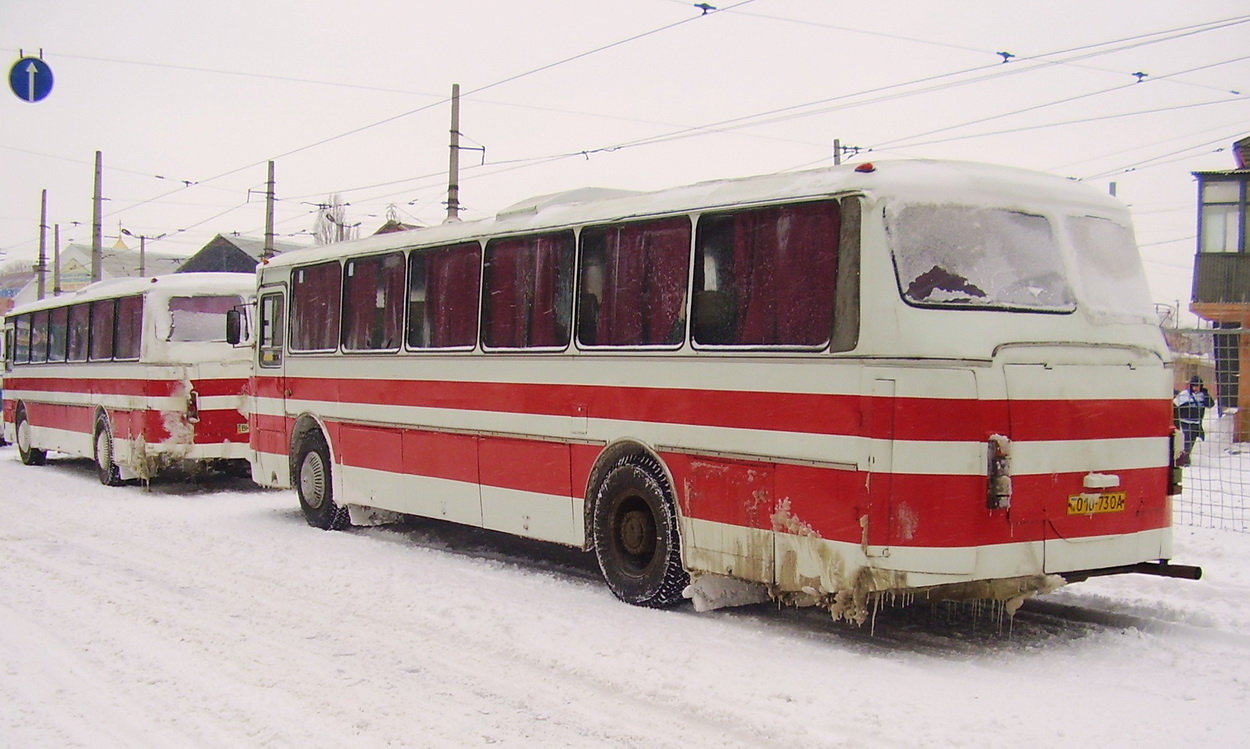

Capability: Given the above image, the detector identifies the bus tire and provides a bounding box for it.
[295,430,349,531]
[16,408,47,466]
[592,456,689,607]
[94,415,123,486]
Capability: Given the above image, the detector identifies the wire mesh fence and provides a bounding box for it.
[1166,326,1248,533]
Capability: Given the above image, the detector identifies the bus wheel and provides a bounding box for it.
[295,430,349,530]
[16,408,47,466]
[592,456,689,607]
[94,416,123,486]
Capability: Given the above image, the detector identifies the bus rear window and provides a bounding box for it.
[1065,216,1155,323]
[886,203,1075,312]
[167,295,241,343]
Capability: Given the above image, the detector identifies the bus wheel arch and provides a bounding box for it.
[587,442,689,607]
[93,409,123,486]
[291,417,348,530]
[15,402,47,466]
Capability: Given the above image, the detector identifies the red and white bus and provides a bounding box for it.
[238,159,1196,621]
[3,273,253,484]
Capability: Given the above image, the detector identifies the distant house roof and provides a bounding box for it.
[373,219,421,236]
[4,242,187,308]
[177,234,310,274]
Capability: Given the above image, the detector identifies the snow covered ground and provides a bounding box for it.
[1,445,1247,749]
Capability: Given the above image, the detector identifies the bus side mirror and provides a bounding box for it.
[225,309,242,345]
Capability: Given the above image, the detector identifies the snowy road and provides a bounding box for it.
[1,447,1247,748]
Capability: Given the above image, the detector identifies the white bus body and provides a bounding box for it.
[242,160,1192,621]
[3,273,253,484]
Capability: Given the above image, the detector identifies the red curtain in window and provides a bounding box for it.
[292,262,341,350]
[529,235,565,347]
[114,296,144,360]
[484,239,527,347]
[343,256,403,350]
[89,299,116,360]
[485,234,569,348]
[733,202,839,345]
[342,258,377,350]
[597,219,690,346]
[426,244,481,347]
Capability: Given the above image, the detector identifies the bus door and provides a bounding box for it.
[251,287,291,486]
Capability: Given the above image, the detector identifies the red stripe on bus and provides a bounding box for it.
[4,375,180,398]
[253,375,1168,442]
[191,378,249,398]
[252,416,1168,548]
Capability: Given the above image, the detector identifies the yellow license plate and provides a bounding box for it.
[237,423,251,434]
[1067,492,1126,515]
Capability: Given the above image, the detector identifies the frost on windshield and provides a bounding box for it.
[887,204,1076,312]
[166,296,241,342]
[1065,216,1155,323]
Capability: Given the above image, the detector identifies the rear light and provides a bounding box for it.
[187,390,201,424]
[987,434,1012,509]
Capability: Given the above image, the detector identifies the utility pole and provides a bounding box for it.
[833,138,842,166]
[121,228,165,277]
[91,150,103,282]
[36,189,47,300]
[263,160,275,260]
[446,83,461,222]
[53,223,61,295]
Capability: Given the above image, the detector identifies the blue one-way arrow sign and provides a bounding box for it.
[9,56,54,103]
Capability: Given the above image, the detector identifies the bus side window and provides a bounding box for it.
[290,262,342,352]
[407,243,481,350]
[831,195,861,353]
[14,314,31,364]
[258,293,284,367]
[577,217,690,348]
[47,306,69,362]
[67,303,90,362]
[482,232,574,349]
[114,296,143,361]
[29,309,49,363]
[692,200,840,348]
[342,252,404,352]
[88,299,117,361]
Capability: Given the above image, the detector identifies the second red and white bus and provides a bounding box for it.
[235,159,1196,621]
[3,273,253,484]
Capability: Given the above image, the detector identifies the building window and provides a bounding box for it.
[1198,177,1246,253]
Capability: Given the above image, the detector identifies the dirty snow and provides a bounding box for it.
[0,445,1247,748]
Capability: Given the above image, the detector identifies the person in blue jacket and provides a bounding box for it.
[1173,375,1213,466]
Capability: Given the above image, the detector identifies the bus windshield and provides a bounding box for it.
[886,203,1076,312]
[166,295,243,342]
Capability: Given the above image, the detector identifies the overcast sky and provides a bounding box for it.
[2,1,1247,316]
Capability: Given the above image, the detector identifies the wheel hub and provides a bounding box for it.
[619,508,655,558]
